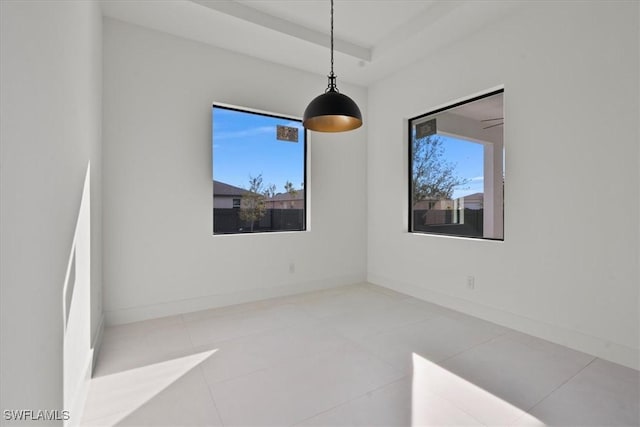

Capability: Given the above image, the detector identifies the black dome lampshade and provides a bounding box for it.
[303,75,362,132]
[302,0,362,133]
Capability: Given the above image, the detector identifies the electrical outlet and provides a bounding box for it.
[289,262,295,274]
[467,276,475,290]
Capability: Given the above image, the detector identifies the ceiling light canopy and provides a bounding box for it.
[303,0,362,132]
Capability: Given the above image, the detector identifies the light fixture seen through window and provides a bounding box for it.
[303,0,362,132]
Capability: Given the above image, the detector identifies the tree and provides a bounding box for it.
[283,180,298,208]
[411,135,468,206]
[284,180,296,195]
[264,183,277,199]
[239,174,267,231]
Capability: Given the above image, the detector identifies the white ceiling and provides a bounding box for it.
[100,0,524,86]
[234,0,437,48]
[451,91,503,122]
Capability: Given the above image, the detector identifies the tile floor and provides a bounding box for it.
[82,283,639,426]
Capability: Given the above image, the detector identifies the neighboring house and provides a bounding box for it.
[265,191,304,209]
[213,181,246,209]
[414,193,485,226]
[214,181,304,210]
[414,199,454,210]
[459,192,483,210]
[414,192,484,210]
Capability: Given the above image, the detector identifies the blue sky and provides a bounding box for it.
[437,135,485,199]
[212,107,484,199]
[212,107,305,192]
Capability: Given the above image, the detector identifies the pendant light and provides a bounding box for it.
[303,0,362,132]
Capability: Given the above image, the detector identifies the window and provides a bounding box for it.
[409,90,504,240]
[212,105,307,234]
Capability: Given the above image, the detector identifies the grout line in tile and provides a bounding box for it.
[198,321,372,388]
[517,355,598,418]
[202,311,322,344]
[206,363,273,389]
[183,316,197,350]
[81,350,218,424]
[347,314,502,427]
[183,313,320,350]
[406,385,491,427]
[326,312,448,348]
[202,335,364,388]
[289,372,489,427]
[205,334,408,426]
[438,326,512,364]
[185,320,226,424]
[202,367,226,427]
[288,376,411,427]
[89,284,623,427]
[177,285,344,324]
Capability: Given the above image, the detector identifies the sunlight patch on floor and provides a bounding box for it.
[411,353,545,426]
[83,350,217,425]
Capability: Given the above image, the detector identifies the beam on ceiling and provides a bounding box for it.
[190,0,372,62]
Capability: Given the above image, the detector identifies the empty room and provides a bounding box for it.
[1,0,639,426]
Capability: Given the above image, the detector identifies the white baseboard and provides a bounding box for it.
[368,273,639,371]
[105,274,365,325]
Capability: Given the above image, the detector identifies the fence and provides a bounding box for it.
[214,208,305,234]
[413,208,483,237]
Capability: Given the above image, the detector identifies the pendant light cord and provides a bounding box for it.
[303,0,362,131]
[327,0,338,92]
[330,0,334,77]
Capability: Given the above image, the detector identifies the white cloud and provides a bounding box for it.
[214,126,274,141]
[214,122,302,141]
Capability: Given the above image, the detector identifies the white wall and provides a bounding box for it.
[367,1,639,369]
[102,19,367,324]
[0,0,102,422]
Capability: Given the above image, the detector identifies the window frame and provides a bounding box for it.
[212,103,308,235]
[407,89,504,241]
